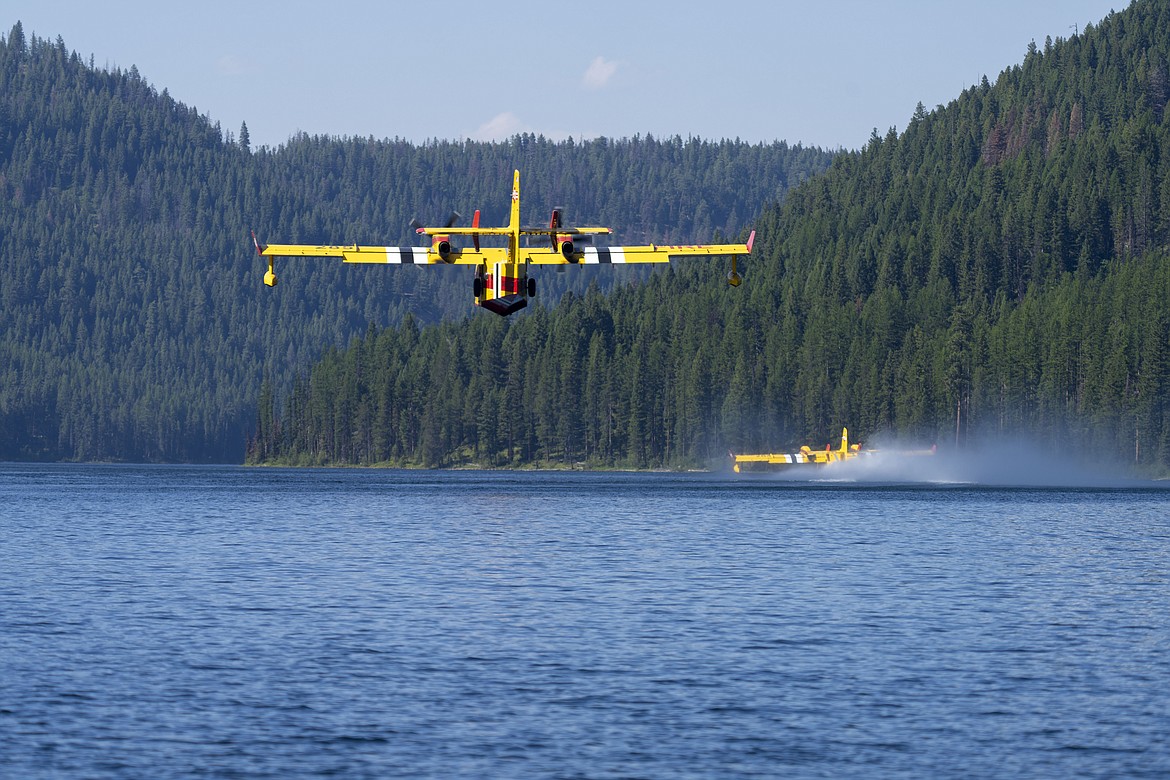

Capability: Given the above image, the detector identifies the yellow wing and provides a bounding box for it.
[257,242,505,266]
[256,233,754,269]
[523,231,756,265]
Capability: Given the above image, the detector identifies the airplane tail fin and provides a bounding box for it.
[509,170,521,231]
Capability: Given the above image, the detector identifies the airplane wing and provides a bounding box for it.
[256,240,507,267]
[524,230,755,265]
[257,234,752,267]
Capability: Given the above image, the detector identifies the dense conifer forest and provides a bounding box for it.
[250,1,1170,473]
[0,20,830,462]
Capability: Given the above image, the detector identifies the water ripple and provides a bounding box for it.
[2,465,1169,778]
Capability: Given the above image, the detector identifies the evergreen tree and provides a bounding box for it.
[255,1,1170,475]
[0,21,831,462]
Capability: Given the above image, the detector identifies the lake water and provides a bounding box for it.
[2,463,1169,778]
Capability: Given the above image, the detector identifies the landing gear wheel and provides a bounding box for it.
[527,277,536,297]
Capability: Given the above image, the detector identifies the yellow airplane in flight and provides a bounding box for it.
[253,169,755,316]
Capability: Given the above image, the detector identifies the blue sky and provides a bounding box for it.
[8,0,1122,151]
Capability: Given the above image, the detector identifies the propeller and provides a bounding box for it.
[409,211,462,232]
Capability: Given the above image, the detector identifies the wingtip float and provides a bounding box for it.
[251,170,754,316]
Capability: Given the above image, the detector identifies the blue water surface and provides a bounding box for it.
[1,464,1168,778]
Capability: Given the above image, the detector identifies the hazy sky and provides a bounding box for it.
[7,1,1122,151]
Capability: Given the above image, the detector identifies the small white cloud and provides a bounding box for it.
[582,56,618,90]
[472,111,528,141]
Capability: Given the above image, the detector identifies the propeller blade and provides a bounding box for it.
[409,217,423,232]
[445,211,462,229]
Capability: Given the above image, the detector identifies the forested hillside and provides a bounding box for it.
[0,21,831,462]
[253,1,1170,472]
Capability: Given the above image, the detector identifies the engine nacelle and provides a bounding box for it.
[559,238,576,260]
[433,235,452,262]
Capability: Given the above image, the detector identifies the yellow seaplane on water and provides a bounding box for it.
[731,428,864,473]
[731,428,938,473]
[253,169,755,316]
